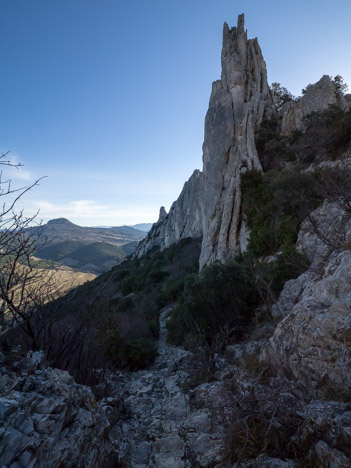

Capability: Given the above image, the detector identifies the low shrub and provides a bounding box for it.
[156,274,195,308]
[223,378,304,465]
[123,338,158,369]
[147,269,170,285]
[294,105,351,162]
[241,166,318,256]
[167,261,257,351]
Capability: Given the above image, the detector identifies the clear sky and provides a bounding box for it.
[1,0,350,226]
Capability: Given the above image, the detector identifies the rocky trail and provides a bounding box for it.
[110,307,223,467]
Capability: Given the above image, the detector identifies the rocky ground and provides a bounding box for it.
[107,307,225,467]
[2,203,351,467]
[1,300,351,467]
[0,350,119,467]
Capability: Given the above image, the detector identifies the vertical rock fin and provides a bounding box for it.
[135,14,275,268]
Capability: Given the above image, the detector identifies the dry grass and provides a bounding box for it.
[3,263,95,321]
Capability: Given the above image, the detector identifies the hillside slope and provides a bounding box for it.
[35,240,129,273]
[29,218,146,273]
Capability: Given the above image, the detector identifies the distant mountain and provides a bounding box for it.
[129,223,153,232]
[27,218,146,246]
[109,225,148,238]
[35,240,128,273]
[93,223,154,232]
[26,218,146,274]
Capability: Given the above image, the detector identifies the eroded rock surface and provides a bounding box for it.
[263,202,351,397]
[279,75,350,136]
[0,350,118,467]
[108,308,226,467]
[135,17,351,270]
[135,170,204,258]
[3,304,351,466]
[135,14,275,268]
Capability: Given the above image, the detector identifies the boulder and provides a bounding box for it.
[0,351,118,467]
[263,203,351,396]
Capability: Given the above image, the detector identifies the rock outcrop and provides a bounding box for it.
[135,17,351,269]
[0,350,118,467]
[108,308,351,467]
[107,307,226,467]
[135,14,275,268]
[263,202,351,397]
[135,170,204,258]
[279,75,351,136]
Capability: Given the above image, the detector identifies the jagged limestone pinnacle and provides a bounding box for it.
[134,15,273,267]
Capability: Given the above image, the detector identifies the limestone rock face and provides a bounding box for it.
[263,202,351,396]
[158,206,167,222]
[135,18,351,269]
[279,75,351,136]
[135,14,274,268]
[200,17,273,267]
[135,169,204,257]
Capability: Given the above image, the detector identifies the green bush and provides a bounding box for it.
[147,269,170,285]
[123,338,157,369]
[167,261,256,350]
[266,247,309,292]
[112,268,130,282]
[241,166,318,256]
[121,274,137,295]
[156,274,195,308]
[255,118,295,171]
[238,247,310,309]
[294,105,351,162]
[105,325,157,370]
[116,296,135,313]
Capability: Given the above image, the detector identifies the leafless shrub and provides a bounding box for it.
[223,375,304,464]
[0,151,50,348]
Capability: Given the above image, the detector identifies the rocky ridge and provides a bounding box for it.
[136,16,351,270]
[263,201,351,397]
[136,14,275,269]
[3,291,351,467]
[279,75,351,136]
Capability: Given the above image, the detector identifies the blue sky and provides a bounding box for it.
[1,0,350,226]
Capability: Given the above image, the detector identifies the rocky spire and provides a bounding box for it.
[135,14,275,267]
[158,206,167,222]
[200,13,274,267]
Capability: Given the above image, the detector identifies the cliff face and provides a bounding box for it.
[135,169,204,257]
[136,16,351,269]
[262,201,351,396]
[135,14,275,268]
[279,74,350,136]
